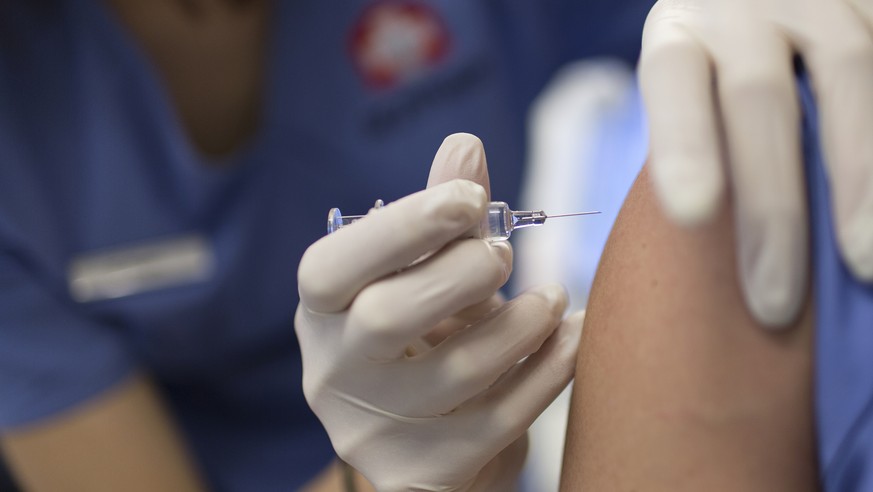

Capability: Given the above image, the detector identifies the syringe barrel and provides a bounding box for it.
[479,202,513,241]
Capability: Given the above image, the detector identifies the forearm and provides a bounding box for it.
[301,461,376,492]
[1,376,206,492]
[561,167,819,490]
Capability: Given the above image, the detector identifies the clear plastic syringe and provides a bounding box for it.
[327,200,600,240]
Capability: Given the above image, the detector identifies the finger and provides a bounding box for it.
[427,133,492,200]
[846,0,873,32]
[423,294,505,347]
[348,240,513,359]
[462,310,584,445]
[639,21,724,226]
[412,285,567,416]
[714,26,807,327]
[298,179,488,313]
[798,2,873,280]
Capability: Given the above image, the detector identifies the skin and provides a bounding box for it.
[561,167,819,491]
[0,375,376,492]
[1,1,371,490]
[108,0,268,157]
[1,377,206,492]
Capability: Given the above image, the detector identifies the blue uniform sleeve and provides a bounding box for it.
[0,254,136,429]
[800,69,873,491]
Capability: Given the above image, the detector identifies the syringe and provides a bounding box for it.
[327,200,599,240]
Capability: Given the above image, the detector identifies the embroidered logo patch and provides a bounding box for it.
[348,1,451,90]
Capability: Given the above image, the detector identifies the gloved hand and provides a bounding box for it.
[640,0,873,326]
[295,133,584,492]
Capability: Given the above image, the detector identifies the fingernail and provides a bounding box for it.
[841,206,873,281]
[651,160,722,227]
[739,217,807,328]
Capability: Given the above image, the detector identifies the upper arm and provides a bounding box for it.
[561,167,818,491]
[1,376,206,492]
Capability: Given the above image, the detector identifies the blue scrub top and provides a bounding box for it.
[0,0,653,490]
[801,75,873,490]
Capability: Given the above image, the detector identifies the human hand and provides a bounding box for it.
[295,134,583,492]
[640,0,873,326]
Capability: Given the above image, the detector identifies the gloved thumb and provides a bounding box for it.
[427,133,492,200]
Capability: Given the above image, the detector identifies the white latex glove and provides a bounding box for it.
[640,0,873,327]
[295,134,583,492]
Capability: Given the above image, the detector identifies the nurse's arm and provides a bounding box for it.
[0,376,207,492]
[560,167,819,490]
[301,462,377,492]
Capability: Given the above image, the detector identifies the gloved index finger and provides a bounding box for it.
[298,179,488,313]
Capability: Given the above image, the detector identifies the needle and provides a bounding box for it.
[547,211,601,219]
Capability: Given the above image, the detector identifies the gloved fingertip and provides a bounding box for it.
[660,178,722,227]
[651,160,723,227]
[533,283,568,315]
[442,132,483,148]
[489,241,513,278]
[742,258,805,329]
[558,311,584,357]
[436,179,488,228]
[746,284,800,330]
[738,217,808,329]
[566,309,586,327]
[457,179,488,206]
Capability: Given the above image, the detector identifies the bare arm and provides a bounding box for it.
[561,167,818,491]
[0,375,376,492]
[1,376,206,492]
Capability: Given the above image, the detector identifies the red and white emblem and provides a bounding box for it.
[348,1,451,90]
